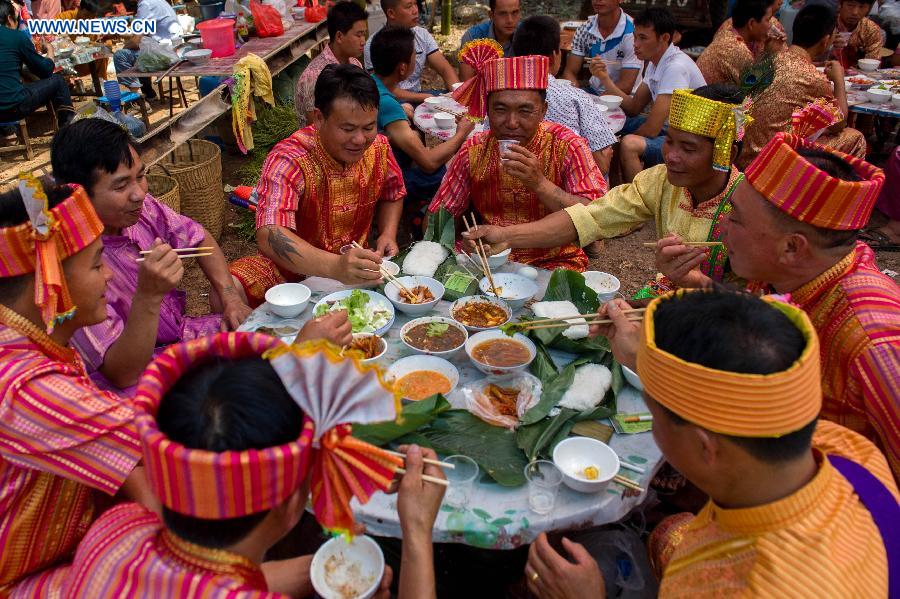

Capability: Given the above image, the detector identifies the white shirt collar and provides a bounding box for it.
[588,9,628,40]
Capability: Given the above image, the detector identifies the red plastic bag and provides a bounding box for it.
[304,5,325,21]
[250,0,284,37]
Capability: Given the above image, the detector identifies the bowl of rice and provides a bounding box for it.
[311,535,384,599]
[384,275,444,316]
[553,436,619,493]
[479,273,538,311]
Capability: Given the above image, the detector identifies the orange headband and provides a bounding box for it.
[0,175,103,333]
[637,290,822,437]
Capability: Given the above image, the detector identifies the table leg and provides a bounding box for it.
[169,77,175,118]
[90,62,102,96]
[177,78,189,109]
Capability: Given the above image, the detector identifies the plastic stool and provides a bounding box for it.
[96,91,150,128]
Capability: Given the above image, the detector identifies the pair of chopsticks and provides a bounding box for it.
[613,474,644,493]
[384,449,453,487]
[350,241,414,299]
[135,246,213,262]
[461,214,500,299]
[512,308,646,331]
[432,104,466,119]
[642,241,723,248]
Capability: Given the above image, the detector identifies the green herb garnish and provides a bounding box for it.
[426,322,450,337]
[500,322,525,337]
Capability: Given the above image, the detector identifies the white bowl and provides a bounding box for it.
[384,275,443,316]
[486,247,511,269]
[465,329,536,376]
[349,333,387,365]
[386,354,459,400]
[434,112,455,129]
[866,87,892,104]
[857,58,880,72]
[893,93,900,107]
[597,95,623,111]
[582,271,621,303]
[184,48,212,65]
[264,283,311,318]
[313,289,395,336]
[553,437,620,493]
[311,535,384,599]
[424,96,444,105]
[451,82,464,91]
[479,273,538,311]
[381,259,400,277]
[400,316,468,357]
[621,364,643,391]
[449,295,511,332]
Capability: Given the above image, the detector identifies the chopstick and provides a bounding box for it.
[350,241,414,298]
[509,309,646,331]
[642,241,723,248]
[521,317,643,331]
[135,251,213,262]
[394,467,450,487]
[613,475,644,493]
[432,104,466,118]
[383,449,456,470]
[516,309,645,326]
[617,457,646,475]
[462,214,500,299]
[138,246,214,255]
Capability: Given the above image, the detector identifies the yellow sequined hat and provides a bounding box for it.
[668,89,753,173]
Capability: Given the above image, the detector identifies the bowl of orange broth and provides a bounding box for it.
[465,329,536,376]
[387,355,459,401]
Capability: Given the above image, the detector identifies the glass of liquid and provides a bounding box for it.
[525,460,563,515]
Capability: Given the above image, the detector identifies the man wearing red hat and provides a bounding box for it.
[427,44,608,272]
[718,132,899,481]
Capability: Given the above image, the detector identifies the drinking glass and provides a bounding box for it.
[443,455,479,508]
[525,460,563,515]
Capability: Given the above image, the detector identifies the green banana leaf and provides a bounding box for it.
[399,410,528,486]
[352,395,451,447]
[422,207,457,251]
[528,338,560,384]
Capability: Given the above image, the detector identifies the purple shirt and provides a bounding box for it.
[71,195,222,393]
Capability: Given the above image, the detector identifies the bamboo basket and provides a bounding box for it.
[160,139,224,238]
[146,172,180,213]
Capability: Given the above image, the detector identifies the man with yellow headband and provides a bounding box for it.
[0,176,153,595]
[524,289,898,598]
[428,44,607,272]
[464,85,748,295]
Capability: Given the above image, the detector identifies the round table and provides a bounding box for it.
[238,263,663,550]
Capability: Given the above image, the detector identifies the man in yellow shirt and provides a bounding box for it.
[523,289,898,598]
[463,85,750,295]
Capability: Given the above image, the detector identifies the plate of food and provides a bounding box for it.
[400,316,468,357]
[313,289,394,335]
[450,295,511,331]
[387,355,459,401]
[846,75,876,88]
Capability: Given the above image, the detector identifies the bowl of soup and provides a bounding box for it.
[400,316,468,357]
[387,355,459,401]
[465,329,536,376]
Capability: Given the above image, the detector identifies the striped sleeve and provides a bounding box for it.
[851,343,900,480]
[255,146,306,231]
[0,369,141,495]
[561,135,608,201]
[428,142,473,216]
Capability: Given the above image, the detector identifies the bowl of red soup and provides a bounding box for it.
[465,329,536,376]
[387,355,459,401]
[400,316,468,357]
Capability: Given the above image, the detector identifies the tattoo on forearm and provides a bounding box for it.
[265,226,302,264]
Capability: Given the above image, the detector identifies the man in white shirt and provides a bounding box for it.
[590,6,705,182]
[363,0,458,103]
[563,0,642,95]
[114,0,183,94]
[513,15,616,175]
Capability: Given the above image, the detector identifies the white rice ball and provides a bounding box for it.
[402,241,448,277]
[558,364,612,411]
[532,300,588,340]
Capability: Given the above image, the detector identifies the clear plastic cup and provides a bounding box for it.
[498,139,518,161]
[443,455,479,508]
[525,460,563,515]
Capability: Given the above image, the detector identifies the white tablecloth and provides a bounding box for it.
[238,264,662,550]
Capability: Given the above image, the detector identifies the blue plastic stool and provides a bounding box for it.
[95,91,150,128]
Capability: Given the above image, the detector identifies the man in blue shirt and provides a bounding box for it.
[370,26,472,220]
[458,0,520,80]
[0,0,74,129]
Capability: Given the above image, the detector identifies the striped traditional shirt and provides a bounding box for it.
[64,503,283,598]
[653,420,897,598]
[790,242,900,481]
[0,321,141,596]
[428,122,607,272]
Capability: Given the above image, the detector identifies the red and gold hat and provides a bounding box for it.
[744,110,884,230]
[452,40,549,119]
[0,173,103,333]
[134,333,404,535]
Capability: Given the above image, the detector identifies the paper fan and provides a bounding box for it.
[791,98,841,141]
[452,39,504,119]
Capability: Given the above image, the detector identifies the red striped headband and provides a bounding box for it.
[744,133,885,230]
[134,333,403,535]
[0,176,103,333]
